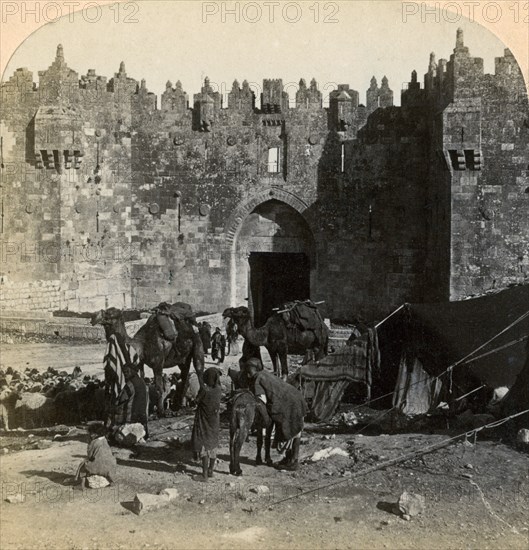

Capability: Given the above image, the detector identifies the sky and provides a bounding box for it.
[1,1,515,107]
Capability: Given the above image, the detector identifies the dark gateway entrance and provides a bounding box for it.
[249,252,310,326]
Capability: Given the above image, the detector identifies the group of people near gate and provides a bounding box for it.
[198,321,240,364]
[75,328,305,488]
[191,357,306,482]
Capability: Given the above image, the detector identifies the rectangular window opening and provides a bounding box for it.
[267,147,280,173]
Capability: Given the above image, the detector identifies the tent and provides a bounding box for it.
[377,285,529,415]
[299,328,380,422]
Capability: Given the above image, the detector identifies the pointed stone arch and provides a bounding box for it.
[226,188,316,310]
[225,187,310,246]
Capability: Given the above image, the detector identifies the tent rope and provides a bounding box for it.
[336,309,529,414]
[453,384,486,402]
[353,383,487,435]
[468,479,520,535]
[459,335,529,366]
[374,304,405,329]
[268,408,529,508]
[446,309,529,372]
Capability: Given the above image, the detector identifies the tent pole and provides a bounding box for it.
[375,304,405,329]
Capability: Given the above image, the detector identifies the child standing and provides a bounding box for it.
[76,423,117,488]
[191,367,222,482]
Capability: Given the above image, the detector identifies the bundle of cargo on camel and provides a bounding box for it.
[91,302,206,415]
[222,299,330,379]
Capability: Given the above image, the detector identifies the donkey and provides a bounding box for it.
[229,389,274,476]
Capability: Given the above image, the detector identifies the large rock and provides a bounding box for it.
[398,491,425,517]
[310,447,349,462]
[132,492,172,515]
[86,475,110,489]
[114,423,146,447]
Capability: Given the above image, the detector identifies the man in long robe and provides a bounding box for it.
[246,358,307,471]
[103,331,142,429]
[191,367,223,481]
[198,322,212,356]
[114,366,149,438]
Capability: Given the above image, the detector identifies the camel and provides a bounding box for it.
[91,306,204,415]
[222,305,328,378]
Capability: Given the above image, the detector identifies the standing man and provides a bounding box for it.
[102,330,142,432]
[246,358,307,471]
[114,365,149,439]
[211,327,226,365]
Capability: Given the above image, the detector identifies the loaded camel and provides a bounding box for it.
[222,303,328,379]
[91,304,204,416]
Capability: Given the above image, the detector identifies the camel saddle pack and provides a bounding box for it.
[281,300,326,345]
[154,302,197,342]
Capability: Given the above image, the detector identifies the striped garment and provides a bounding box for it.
[104,334,141,396]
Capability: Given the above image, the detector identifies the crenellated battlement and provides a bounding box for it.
[0,44,367,126]
[4,31,524,131]
[1,31,527,319]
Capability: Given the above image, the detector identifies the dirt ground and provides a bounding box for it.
[0,339,528,550]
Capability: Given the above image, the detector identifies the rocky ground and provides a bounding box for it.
[0,337,528,550]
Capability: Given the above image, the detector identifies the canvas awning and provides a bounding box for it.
[377,285,529,397]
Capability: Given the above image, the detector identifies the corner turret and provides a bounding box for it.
[37,44,79,103]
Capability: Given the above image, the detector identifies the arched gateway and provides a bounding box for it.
[226,190,316,326]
